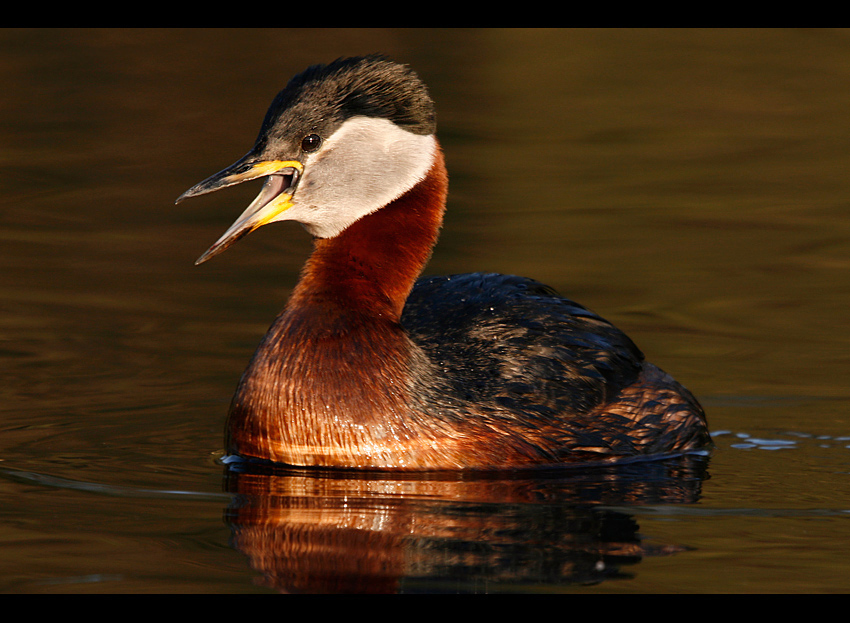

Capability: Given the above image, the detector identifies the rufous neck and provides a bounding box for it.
[290,146,448,321]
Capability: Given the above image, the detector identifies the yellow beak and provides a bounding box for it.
[176,158,304,264]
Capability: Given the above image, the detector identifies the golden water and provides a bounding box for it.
[2,28,850,592]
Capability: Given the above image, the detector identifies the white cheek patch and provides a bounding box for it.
[273,117,437,238]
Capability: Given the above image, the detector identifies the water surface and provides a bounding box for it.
[2,28,850,592]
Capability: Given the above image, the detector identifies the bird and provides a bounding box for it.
[176,55,711,471]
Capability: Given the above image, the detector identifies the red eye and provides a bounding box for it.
[301,134,322,152]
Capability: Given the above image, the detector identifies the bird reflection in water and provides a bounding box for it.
[222,454,709,593]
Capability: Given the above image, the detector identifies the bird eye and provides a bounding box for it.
[301,134,322,152]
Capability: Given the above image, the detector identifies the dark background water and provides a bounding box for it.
[2,28,850,592]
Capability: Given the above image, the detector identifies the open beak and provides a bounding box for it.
[176,155,304,265]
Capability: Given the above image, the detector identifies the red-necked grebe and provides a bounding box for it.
[177,55,710,470]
